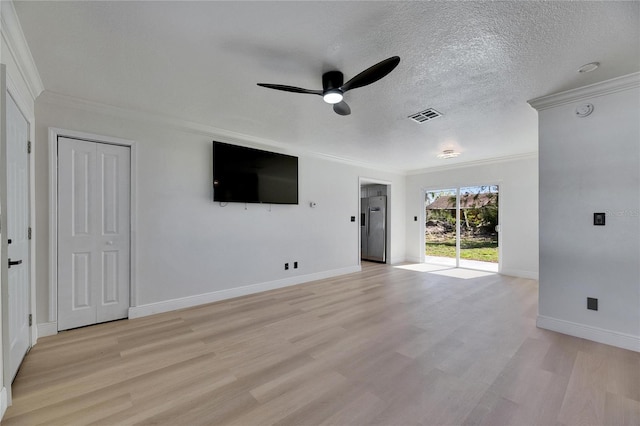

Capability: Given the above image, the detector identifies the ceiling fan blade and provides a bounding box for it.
[257,83,322,96]
[333,101,351,116]
[340,56,400,92]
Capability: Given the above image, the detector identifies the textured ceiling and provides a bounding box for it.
[14,1,640,172]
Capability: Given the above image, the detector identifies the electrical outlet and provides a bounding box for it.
[294,261,298,269]
[594,212,605,226]
[284,263,289,270]
[587,297,598,311]
[414,216,418,221]
[350,216,356,222]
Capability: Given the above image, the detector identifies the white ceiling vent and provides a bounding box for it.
[408,108,442,123]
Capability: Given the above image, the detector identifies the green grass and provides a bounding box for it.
[425,240,498,263]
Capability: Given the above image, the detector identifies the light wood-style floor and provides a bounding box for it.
[4,262,639,425]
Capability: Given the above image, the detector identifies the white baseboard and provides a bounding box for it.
[36,321,58,338]
[389,256,407,265]
[537,315,640,352]
[1,387,7,420]
[404,256,422,263]
[500,268,539,280]
[129,265,362,319]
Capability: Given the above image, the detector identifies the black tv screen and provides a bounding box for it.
[213,142,298,205]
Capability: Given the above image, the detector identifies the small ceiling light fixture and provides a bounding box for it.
[323,90,343,104]
[437,149,460,159]
[578,62,600,73]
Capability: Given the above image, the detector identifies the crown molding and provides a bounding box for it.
[39,90,406,175]
[528,72,640,111]
[0,0,44,101]
[406,151,538,176]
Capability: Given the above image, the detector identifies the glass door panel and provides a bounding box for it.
[425,188,458,267]
[458,185,499,272]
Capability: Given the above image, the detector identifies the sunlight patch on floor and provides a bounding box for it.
[394,263,496,279]
[394,263,452,272]
[428,268,495,279]
[424,255,499,273]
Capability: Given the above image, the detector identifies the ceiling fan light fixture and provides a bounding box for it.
[437,149,460,159]
[257,56,399,115]
[323,90,343,104]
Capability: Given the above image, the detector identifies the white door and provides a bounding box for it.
[57,137,130,331]
[6,92,31,381]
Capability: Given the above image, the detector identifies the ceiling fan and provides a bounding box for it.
[257,56,400,116]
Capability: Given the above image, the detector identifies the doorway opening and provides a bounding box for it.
[424,185,499,272]
[359,179,390,265]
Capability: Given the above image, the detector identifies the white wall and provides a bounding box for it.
[34,93,406,324]
[530,73,640,351]
[405,155,539,279]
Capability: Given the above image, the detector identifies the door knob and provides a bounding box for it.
[8,258,22,268]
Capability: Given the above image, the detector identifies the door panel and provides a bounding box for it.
[72,149,92,236]
[96,143,130,323]
[102,251,119,304]
[424,189,458,267]
[459,185,499,271]
[6,91,31,381]
[58,137,130,330]
[72,252,92,309]
[58,139,97,330]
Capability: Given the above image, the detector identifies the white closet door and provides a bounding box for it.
[58,137,130,331]
[96,143,130,323]
[6,92,31,381]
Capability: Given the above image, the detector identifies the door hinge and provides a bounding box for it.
[28,227,32,240]
[27,141,32,154]
[29,314,32,327]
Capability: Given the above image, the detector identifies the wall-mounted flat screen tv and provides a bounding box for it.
[213,141,298,205]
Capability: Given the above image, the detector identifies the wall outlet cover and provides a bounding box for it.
[587,297,598,311]
[593,212,605,226]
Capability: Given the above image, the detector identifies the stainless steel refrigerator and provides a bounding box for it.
[361,196,386,263]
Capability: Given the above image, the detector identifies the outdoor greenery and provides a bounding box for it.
[426,240,498,263]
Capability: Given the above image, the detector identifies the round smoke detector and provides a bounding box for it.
[575,103,594,118]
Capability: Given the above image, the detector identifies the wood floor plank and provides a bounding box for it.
[557,350,608,425]
[603,391,640,426]
[3,262,638,425]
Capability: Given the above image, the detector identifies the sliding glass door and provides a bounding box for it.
[424,185,499,272]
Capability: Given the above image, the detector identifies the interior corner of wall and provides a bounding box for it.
[389,257,407,265]
[36,322,58,338]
